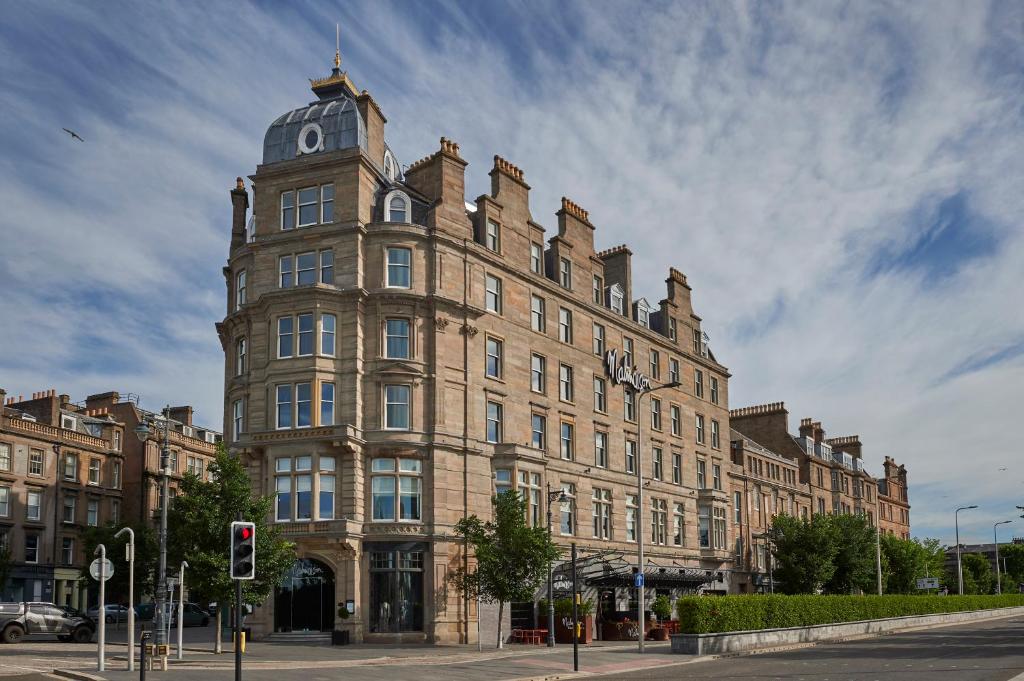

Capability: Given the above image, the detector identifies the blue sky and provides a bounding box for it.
[1,1,1022,545]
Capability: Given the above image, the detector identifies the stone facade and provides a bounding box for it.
[220,58,734,644]
[0,388,124,608]
[877,456,910,539]
[82,392,220,528]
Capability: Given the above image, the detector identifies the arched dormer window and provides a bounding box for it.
[384,190,409,223]
[383,150,397,182]
[607,284,625,315]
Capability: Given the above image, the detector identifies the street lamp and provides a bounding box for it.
[134,406,172,651]
[114,526,135,671]
[994,521,1012,595]
[954,505,978,595]
[546,484,570,647]
[752,533,774,594]
[633,380,681,653]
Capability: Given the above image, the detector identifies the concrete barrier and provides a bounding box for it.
[670,605,1024,655]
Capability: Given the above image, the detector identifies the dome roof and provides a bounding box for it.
[262,91,367,165]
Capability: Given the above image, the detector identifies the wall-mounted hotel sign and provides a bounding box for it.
[604,349,652,392]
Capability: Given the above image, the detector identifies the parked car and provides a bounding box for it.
[0,602,95,644]
[86,604,132,624]
[135,602,210,627]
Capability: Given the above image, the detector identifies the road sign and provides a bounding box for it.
[90,558,115,581]
[634,572,644,588]
[916,577,939,590]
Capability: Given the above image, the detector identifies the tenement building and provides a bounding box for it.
[728,428,811,593]
[82,392,221,526]
[877,456,910,539]
[219,54,734,644]
[0,389,124,607]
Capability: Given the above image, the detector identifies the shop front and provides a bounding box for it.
[274,558,335,633]
[365,541,427,635]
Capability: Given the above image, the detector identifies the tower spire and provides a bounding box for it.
[334,23,341,69]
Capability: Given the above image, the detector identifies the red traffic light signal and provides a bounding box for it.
[230,521,255,580]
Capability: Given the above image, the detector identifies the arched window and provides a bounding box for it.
[383,150,397,182]
[384,190,409,223]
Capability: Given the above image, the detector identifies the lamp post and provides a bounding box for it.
[114,526,135,671]
[633,380,681,653]
[545,484,569,647]
[177,561,189,660]
[134,406,172,651]
[955,505,977,595]
[994,521,1012,595]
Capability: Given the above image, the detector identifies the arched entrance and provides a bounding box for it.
[274,558,335,632]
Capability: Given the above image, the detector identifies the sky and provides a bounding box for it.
[1,1,1022,546]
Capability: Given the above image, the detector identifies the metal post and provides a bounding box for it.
[115,527,135,671]
[155,408,171,655]
[768,539,774,594]
[954,505,975,595]
[994,521,1012,595]
[635,388,645,654]
[235,511,243,681]
[876,522,883,595]
[177,561,188,659]
[140,629,149,681]
[571,543,578,673]
[546,484,555,647]
[96,544,106,672]
[235,575,243,681]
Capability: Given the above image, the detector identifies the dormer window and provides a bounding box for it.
[385,190,409,223]
[383,150,398,182]
[485,220,501,252]
[297,123,324,155]
[633,298,654,328]
[608,284,624,315]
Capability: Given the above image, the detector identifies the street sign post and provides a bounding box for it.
[90,558,115,582]
[634,572,644,588]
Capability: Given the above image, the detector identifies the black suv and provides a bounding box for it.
[0,602,95,644]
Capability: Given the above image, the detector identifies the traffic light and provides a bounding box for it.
[230,521,255,580]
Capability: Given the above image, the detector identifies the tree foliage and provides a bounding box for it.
[998,543,1024,592]
[954,553,994,595]
[880,535,945,594]
[79,522,159,604]
[450,491,561,647]
[768,513,838,594]
[166,446,295,607]
[824,514,879,594]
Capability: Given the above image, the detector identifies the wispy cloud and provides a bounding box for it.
[1,0,1022,543]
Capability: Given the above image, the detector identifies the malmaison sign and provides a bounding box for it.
[604,349,652,392]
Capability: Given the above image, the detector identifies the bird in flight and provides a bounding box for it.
[62,128,84,142]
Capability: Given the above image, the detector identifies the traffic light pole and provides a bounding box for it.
[235,576,242,681]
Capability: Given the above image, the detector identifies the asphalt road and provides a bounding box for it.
[592,615,1024,681]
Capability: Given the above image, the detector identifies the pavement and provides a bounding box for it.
[2,614,1023,681]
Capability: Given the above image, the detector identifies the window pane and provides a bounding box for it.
[276,385,292,428]
[400,476,421,520]
[276,476,291,521]
[320,250,334,284]
[295,456,312,471]
[321,184,334,222]
[386,319,410,358]
[297,252,316,285]
[389,196,408,223]
[298,187,318,226]
[321,314,336,357]
[372,458,396,472]
[278,317,293,358]
[298,314,314,355]
[385,385,410,429]
[281,191,294,230]
[319,474,335,519]
[387,248,411,287]
[321,382,335,426]
[399,458,421,473]
[296,382,312,427]
[372,476,396,520]
[296,475,312,519]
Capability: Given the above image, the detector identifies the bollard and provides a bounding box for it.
[140,629,150,681]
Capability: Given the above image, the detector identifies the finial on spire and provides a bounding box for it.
[334,23,341,69]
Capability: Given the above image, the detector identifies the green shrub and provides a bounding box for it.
[676,594,1024,634]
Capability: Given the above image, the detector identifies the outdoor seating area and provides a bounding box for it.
[511,628,549,644]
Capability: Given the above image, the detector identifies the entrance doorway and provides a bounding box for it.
[274,558,335,632]
[367,542,426,633]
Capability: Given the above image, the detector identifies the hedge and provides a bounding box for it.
[676,594,1024,634]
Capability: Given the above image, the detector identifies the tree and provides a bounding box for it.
[450,491,560,648]
[768,514,838,594]
[166,446,295,651]
[824,514,879,594]
[79,522,159,605]
[959,553,994,594]
[998,543,1024,592]
[881,535,945,594]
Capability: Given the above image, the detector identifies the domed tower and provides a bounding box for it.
[217,50,478,644]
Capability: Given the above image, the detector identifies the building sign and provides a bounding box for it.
[604,349,652,392]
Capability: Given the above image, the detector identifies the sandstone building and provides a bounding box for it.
[219,54,735,644]
[0,388,220,607]
[877,456,910,539]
